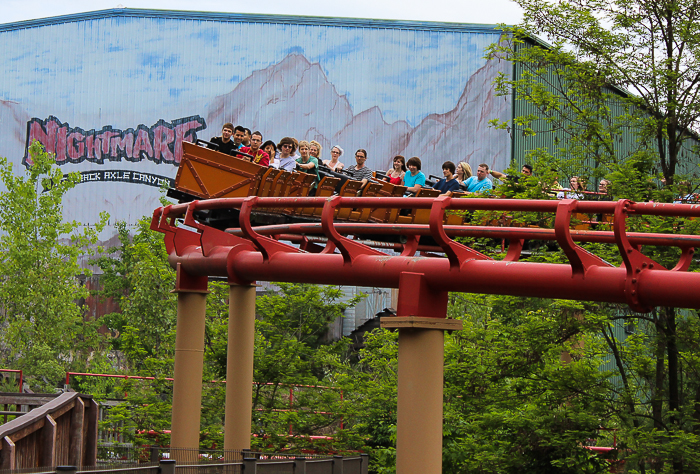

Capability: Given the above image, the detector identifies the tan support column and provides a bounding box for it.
[381,272,462,474]
[224,284,256,452]
[170,264,209,461]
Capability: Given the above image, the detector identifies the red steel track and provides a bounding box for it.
[152,196,700,312]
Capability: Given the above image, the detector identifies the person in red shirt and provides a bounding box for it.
[240,131,270,166]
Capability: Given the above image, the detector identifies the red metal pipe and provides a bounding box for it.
[166,247,700,308]
[228,223,700,248]
[154,197,700,310]
[164,195,700,216]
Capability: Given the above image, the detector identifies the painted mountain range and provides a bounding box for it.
[206,53,511,174]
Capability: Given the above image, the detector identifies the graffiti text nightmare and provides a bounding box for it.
[24,115,207,167]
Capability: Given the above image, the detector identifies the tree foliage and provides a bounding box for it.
[490,0,700,187]
[0,142,106,391]
[482,1,700,471]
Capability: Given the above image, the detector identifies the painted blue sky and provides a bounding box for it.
[0,13,503,128]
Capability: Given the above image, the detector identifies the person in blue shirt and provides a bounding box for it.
[432,161,461,194]
[403,156,426,195]
[464,163,493,193]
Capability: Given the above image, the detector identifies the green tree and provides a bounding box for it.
[485,3,700,471]
[490,0,700,188]
[94,217,177,378]
[204,282,363,451]
[0,142,107,392]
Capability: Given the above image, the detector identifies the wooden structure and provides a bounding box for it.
[0,392,98,470]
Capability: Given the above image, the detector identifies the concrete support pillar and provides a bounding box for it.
[170,283,208,459]
[381,272,462,474]
[396,327,445,473]
[223,284,256,452]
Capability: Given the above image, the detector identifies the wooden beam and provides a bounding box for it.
[7,418,45,443]
[40,415,56,468]
[0,393,58,405]
[48,399,76,421]
[68,398,84,467]
[82,398,98,467]
[1,436,15,470]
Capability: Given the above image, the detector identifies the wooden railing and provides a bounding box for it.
[0,392,98,471]
[23,453,369,474]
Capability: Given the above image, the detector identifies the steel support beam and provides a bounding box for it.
[224,284,256,452]
[170,265,208,459]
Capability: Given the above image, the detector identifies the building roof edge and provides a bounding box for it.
[0,8,509,33]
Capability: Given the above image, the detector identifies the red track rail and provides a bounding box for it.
[152,196,700,312]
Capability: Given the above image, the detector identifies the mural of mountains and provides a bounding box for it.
[206,53,511,173]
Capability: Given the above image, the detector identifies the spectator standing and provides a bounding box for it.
[276,137,297,172]
[240,131,270,166]
[208,123,237,155]
[464,164,493,193]
[323,145,345,171]
[296,140,320,187]
[433,161,461,194]
[346,149,373,187]
[403,157,426,194]
[385,156,406,185]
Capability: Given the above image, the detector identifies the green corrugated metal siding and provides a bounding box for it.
[510,38,700,184]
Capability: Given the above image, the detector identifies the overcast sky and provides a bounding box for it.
[1,0,523,26]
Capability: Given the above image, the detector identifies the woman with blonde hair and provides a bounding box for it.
[310,140,322,160]
[455,162,472,185]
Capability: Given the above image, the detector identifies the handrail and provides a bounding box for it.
[0,392,84,440]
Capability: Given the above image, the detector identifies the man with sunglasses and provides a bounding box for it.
[275,137,297,172]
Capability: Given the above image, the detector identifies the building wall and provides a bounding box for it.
[510,38,700,184]
[0,8,512,244]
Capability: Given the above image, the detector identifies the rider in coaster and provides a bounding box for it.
[208,123,237,155]
[240,131,270,166]
[403,157,426,195]
[433,161,461,194]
